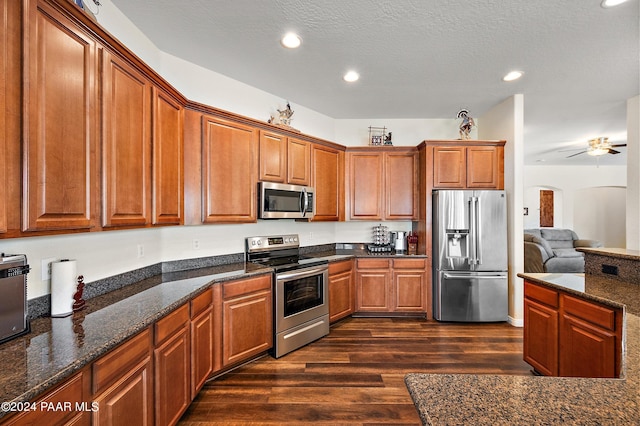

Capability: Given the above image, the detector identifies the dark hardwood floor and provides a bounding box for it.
[179,317,533,425]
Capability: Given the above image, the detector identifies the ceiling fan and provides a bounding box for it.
[565,137,627,158]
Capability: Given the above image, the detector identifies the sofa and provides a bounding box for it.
[524,228,602,273]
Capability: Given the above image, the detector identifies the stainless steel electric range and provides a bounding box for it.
[245,234,329,358]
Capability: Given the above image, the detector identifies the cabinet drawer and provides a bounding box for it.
[191,288,213,318]
[92,328,151,395]
[329,259,353,275]
[357,259,390,269]
[562,295,617,331]
[392,258,426,269]
[524,281,559,308]
[223,274,272,300]
[155,303,190,345]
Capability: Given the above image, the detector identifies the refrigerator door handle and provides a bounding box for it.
[476,197,483,265]
[443,273,506,280]
[469,197,476,265]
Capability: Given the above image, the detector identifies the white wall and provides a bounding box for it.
[478,94,525,326]
[574,187,627,247]
[627,96,640,250]
[523,166,627,243]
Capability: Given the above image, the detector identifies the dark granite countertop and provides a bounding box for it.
[0,262,272,418]
[577,247,640,262]
[405,273,640,425]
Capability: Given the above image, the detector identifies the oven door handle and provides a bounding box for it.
[277,266,328,281]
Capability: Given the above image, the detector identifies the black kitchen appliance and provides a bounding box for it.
[245,234,329,358]
[0,254,30,343]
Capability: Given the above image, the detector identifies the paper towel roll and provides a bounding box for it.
[51,259,77,317]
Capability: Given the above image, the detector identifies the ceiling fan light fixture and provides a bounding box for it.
[502,71,523,82]
[601,0,630,8]
[587,137,611,156]
[281,32,302,49]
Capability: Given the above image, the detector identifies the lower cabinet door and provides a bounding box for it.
[191,306,214,399]
[523,298,558,376]
[356,271,390,312]
[392,271,425,312]
[92,357,153,426]
[559,314,617,378]
[154,327,191,426]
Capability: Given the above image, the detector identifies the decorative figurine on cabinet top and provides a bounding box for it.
[457,109,476,140]
[268,101,299,132]
[368,126,392,146]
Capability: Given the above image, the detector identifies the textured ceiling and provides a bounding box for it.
[110,0,639,165]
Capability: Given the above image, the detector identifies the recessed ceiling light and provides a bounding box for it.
[503,71,523,82]
[343,71,359,82]
[601,0,629,8]
[281,32,302,49]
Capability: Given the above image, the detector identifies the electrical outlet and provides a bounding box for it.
[137,244,145,258]
[193,239,200,250]
[41,257,57,281]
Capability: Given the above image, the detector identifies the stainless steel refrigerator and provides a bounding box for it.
[432,190,508,322]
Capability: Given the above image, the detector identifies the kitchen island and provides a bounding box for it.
[405,271,639,425]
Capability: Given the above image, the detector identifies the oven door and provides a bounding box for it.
[259,182,314,219]
[275,264,328,333]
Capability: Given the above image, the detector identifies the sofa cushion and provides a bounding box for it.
[553,248,584,258]
[524,229,542,239]
[524,233,554,258]
[544,255,585,273]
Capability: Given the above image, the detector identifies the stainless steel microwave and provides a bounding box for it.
[259,182,315,219]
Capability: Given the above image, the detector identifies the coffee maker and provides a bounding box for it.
[390,231,407,253]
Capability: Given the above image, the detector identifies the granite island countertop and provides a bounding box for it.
[405,273,639,425]
[0,261,273,419]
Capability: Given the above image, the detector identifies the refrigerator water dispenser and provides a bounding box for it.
[446,229,468,259]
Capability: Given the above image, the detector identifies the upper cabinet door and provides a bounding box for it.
[152,87,183,225]
[466,146,501,188]
[384,151,418,220]
[287,138,310,186]
[311,144,344,221]
[0,0,8,233]
[348,152,384,220]
[102,49,152,227]
[258,131,287,183]
[432,146,465,188]
[201,116,257,223]
[22,0,98,231]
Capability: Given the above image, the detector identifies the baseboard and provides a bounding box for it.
[508,316,523,327]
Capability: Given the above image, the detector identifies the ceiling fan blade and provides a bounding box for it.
[610,144,627,148]
[607,149,621,154]
[566,151,587,158]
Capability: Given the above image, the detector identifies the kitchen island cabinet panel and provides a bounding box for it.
[560,313,617,378]
[523,297,558,376]
[201,116,258,223]
[151,87,183,226]
[23,0,99,232]
[311,144,345,221]
[101,49,152,227]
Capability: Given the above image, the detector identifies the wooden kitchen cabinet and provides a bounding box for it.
[259,130,287,183]
[152,87,183,226]
[523,282,559,376]
[201,115,258,223]
[356,259,391,312]
[432,145,503,189]
[258,133,311,186]
[356,258,426,314]
[329,260,354,322]
[190,289,214,399]
[2,369,90,426]
[154,304,191,426]
[101,48,152,227]
[347,148,418,221]
[221,275,272,367]
[0,0,9,234]
[311,144,345,221]
[392,258,427,312]
[287,138,311,186]
[22,0,99,232]
[92,329,153,425]
[523,280,622,378]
